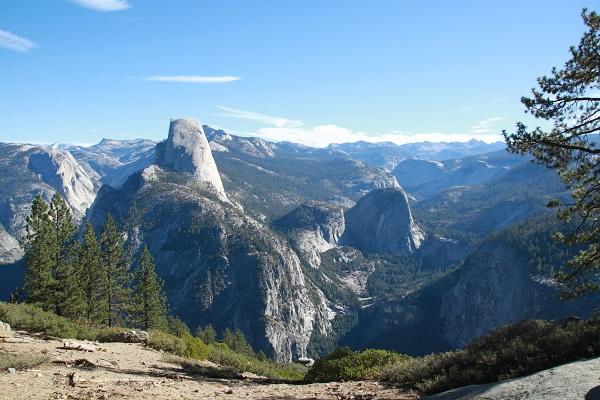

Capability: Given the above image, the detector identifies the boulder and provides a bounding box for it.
[0,321,12,338]
[112,330,149,343]
[298,357,315,367]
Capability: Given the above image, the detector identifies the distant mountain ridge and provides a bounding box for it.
[0,120,586,363]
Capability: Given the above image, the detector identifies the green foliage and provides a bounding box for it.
[182,334,211,360]
[503,9,600,297]
[21,195,53,307]
[222,328,254,356]
[47,193,82,318]
[99,214,131,327]
[77,220,107,325]
[207,343,306,380]
[196,324,217,344]
[131,246,168,331]
[0,302,94,340]
[304,347,410,383]
[147,329,187,355]
[382,318,600,394]
[168,316,191,338]
[21,194,83,318]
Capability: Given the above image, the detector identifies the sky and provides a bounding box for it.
[0,0,595,147]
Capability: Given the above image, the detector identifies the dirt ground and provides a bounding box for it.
[0,332,417,400]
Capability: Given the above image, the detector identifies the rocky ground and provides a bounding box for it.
[0,331,416,400]
[425,357,600,400]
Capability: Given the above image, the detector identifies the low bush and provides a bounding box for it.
[382,318,600,394]
[162,354,241,379]
[0,353,51,371]
[0,302,96,340]
[147,329,186,355]
[207,343,306,380]
[304,347,410,382]
[182,334,211,360]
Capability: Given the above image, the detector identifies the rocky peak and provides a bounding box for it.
[155,118,228,200]
[27,148,98,217]
[342,187,424,254]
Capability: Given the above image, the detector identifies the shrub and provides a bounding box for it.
[94,327,129,342]
[162,354,241,379]
[0,353,50,371]
[382,318,600,394]
[182,334,211,360]
[0,302,95,340]
[168,316,191,338]
[147,329,186,355]
[304,347,410,383]
[207,344,306,380]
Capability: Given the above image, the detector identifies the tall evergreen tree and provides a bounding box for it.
[504,9,600,297]
[21,195,53,308]
[77,220,107,324]
[47,193,82,318]
[99,214,131,327]
[131,245,168,331]
[196,324,217,344]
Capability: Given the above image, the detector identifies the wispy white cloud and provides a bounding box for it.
[215,106,302,128]
[145,76,241,84]
[0,30,36,52]
[471,116,507,134]
[69,0,130,12]
[218,106,503,147]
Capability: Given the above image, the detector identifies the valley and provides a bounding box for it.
[0,118,590,363]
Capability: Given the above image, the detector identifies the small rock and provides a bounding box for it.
[7,368,16,374]
[298,357,315,367]
[0,321,12,338]
[61,339,98,352]
[224,388,234,394]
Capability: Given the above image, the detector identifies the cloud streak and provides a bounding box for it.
[0,30,36,52]
[69,0,130,12]
[471,116,507,134]
[218,106,504,147]
[145,75,241,84]
[215,106,302,128]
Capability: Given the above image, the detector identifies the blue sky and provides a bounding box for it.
[0,0,594,147]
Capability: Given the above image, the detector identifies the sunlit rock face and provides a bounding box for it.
[156,118,228,200]
[342,187,424,255]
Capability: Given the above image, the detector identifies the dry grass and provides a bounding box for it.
[0,352,51,371]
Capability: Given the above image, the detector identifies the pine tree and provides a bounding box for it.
[99,214,131,327]
[131,245,168,331]
[503,9,600,297]
[21,195,53,308]
[47,193,82,318]
[196,324,217,344]
[198,271,213,310]
[77,220,107,324]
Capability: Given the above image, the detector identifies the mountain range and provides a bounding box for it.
[0,118,592,362]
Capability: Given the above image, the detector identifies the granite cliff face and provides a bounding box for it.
[0,143,99,244]
[273,202,346,268]
[342,188,424,255]
[27,148,98,217]
[156,119,227,201]
[89,119,334,361]
[342,215,597,355]
[64,138,156,188]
